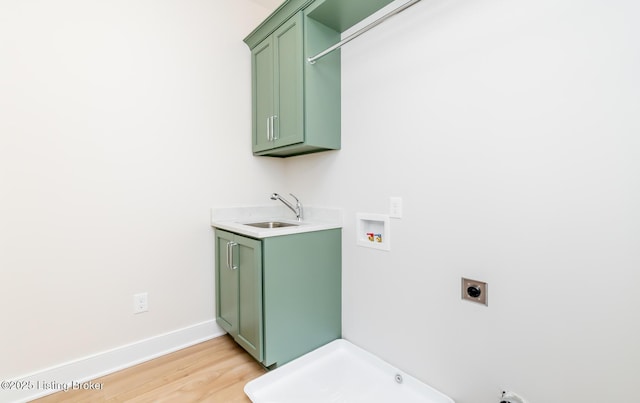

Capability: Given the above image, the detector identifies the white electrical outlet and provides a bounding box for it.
[133,292,148,314]
[389,197,402,218]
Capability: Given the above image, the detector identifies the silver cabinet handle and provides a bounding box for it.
[272,115,278,140]
[269,116,274,141]
[225,241,238,270]
[266,117,271,141]
[227,242,237,270]
[229,242,238,270]
[226,241,235,270]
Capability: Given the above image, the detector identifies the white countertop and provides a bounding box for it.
[211,206,343,238]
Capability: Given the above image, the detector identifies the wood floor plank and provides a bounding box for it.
[34,335,266,403]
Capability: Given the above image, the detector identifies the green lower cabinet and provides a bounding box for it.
[215,228,341,368]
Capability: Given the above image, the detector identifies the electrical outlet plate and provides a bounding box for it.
[461,278,487,306]
[134,292,148,314]
[389,197,402,218]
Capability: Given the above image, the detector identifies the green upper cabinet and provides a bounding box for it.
[244,0,396,157]
[251,13,305,153]
[247,8,340,157]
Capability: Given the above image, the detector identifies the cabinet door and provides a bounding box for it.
[214,230,264,362]
[273,12,304,148]
[215,231,238,336]
[252,38,274,153]
[234,235,263,362]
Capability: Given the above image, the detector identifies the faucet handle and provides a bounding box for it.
[289,193,300,204]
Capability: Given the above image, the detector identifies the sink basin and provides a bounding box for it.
[245,221,299,228]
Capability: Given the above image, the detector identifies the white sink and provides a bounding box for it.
[211,206,343,239]
[244,221,300,228]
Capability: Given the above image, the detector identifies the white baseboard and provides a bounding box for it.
[2,320,225,403]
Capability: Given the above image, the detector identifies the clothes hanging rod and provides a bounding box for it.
[307,0,423,65]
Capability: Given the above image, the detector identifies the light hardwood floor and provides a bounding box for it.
[34,335,266,403]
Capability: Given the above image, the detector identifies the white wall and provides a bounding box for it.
[285,0,640,402]
[2,0,639,402]
[0,0,283,380]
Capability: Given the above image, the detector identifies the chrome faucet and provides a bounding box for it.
[270,193,303,221]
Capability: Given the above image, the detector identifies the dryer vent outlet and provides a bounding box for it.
[461,277,487,306]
